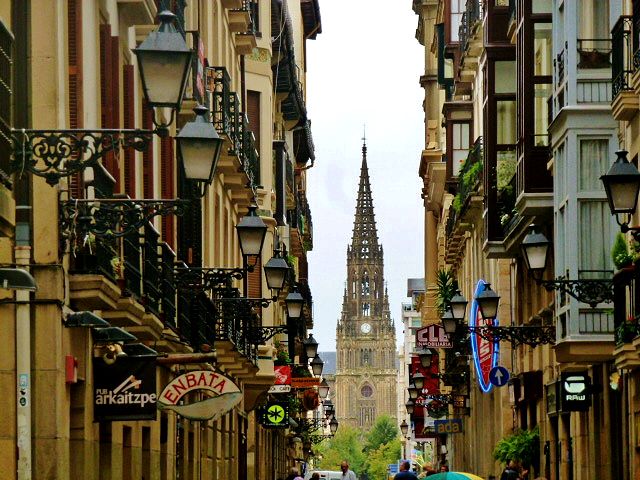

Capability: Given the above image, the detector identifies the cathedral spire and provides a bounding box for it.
[350,138,380,260]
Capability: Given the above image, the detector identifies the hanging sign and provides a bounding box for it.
[416,324,452,348]
[157,370,242,421]
[470,280,500,394]
[93,357,157,422]
[559,372,591,412]
[291,377,320,388]
[258,401,289,428]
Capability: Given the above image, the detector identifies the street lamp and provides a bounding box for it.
[414,347,433,368]
[601,150,640,222]
[310,355,324,376]
[449,289,468,321]
[520,225,614,307]
[400,420,409,437]
[329,417,339,435]
[263,250,290,292]
[236,205,268,257]
[175,105,223,197]
[303,334,319,359]
[133,10,193,115]
[412,372,425,390]
[441,308,458,335]
[318,379,330,399]
[285,287,305,319]
[405,400,415,415]
[476,283,500,321]
[408,383,420,400]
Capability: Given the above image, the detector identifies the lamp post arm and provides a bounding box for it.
[536,277,614,308]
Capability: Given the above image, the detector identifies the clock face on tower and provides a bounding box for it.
[360,322,371,334]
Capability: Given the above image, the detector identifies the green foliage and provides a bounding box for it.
[274,340,290,364]
[497,154,516,191]
[493,426,540,468]
[452,194,463,214]
[363,415,398,453]
[434,269,457,316]
[612,232,634,270]
[316,425,367,473]
[366,438,402,480]
[462,159,482,188]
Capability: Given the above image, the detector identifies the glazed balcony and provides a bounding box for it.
[612,265,640,369]
[445,138,483,266]
[287,191,313,256]
[611,16,639,121]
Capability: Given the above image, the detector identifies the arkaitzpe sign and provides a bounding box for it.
[93,357,157,422]
[157,370,242,421]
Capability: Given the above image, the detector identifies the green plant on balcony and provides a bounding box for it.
[274,340,290,365]
[434,268,456,316]
[612,232,634,270]
[452,152,483,214]
[615,316,640,345]
[493,426,540,472]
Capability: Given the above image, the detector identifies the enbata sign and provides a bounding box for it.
[157,370,242,421]
[470,280,500,393]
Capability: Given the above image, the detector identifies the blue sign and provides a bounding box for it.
[434,418,463,434]
[389,463,399,474]
[470,280,500,393]
[489,366,510,387]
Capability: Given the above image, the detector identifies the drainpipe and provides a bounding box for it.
[15,209,32,480]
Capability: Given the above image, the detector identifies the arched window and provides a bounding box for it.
[361,272,370,296]
[362,303,370,316]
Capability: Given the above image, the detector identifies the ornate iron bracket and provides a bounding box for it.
[11,129,161,185]
[466,325,556,346]
[252,325,289,344]
[60,198,190,239]
[174,266,248,291]
[297,418,326,432]
[305,434,333,444]
[538,277,614,308]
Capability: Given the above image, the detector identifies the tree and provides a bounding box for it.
[366,438,402,480]
[364,415,399,453]
[316,425,366,474]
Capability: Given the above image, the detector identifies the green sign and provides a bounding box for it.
[258,402,289,428]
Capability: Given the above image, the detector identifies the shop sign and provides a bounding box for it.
[93,357,157,422]
[291,377,320,388]
[416,324,452,348]
[470,280,500,394]
[274,365,292,385]
[559,372,591,412]
[157,370,242,421]
[258,401,289,428]
[434,418,463,434]
[268,385,291,393]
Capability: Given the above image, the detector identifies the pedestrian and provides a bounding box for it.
[285,467,300,480]
[311,474,321,480]
[340,460,357,479]
[395,460,419,480]
[500,460,520,480]
[439,464,449,472]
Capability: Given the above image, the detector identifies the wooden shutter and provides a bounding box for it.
[99,24,121,191]
[160,136,175,249]
[247,256,262,299]
[68,0,84,198]
[123,65,136,197]
[246,90,260,151]
[142,101,155,199]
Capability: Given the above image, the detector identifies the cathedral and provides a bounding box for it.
[334,140,397,431]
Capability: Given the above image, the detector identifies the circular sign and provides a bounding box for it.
[470,280,500,393]
[267,404,286,424]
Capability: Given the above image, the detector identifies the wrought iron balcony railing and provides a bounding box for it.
[556,49,565,84]
[209,66,232,137]
[577,38,612,69]
[612,16,634,99]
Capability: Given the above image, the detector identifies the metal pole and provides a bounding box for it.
[15,244,31,480]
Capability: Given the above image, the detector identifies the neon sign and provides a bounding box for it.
[470,280,500,393]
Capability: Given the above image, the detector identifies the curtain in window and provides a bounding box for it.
[579,139,609,191]
[579,201,611,271]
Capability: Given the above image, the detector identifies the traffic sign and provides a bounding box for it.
[489,366,510,387]
[388,463,399,474]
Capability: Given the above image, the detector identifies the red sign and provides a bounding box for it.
[274,365,291,385]
[291,377,320,388]
[416,324,452,348]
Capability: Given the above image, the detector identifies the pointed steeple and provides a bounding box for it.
[350,138,380,261]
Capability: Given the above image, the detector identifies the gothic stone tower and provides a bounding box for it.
[335,141,397,431]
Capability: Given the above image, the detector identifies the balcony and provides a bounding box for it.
[445,138,483,266]
[458,0,483,81]
[287,191,313,256]
[611,16,639,121]
[612,264,640,369]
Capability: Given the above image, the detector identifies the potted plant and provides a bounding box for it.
[612,233,634,271]
[493,426,540,477]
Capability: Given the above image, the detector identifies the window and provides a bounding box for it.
[533,22,552,146]
[497,101,517,144]
[361,272,370,296]
[452,123,470,176]
[362,303,370,317]
[361,384,373,398]
[450,0,464,41]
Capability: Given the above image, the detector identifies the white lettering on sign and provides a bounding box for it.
[95,375,157,408]
[416,325,453,348]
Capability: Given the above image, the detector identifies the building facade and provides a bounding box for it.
[334,142,397,431]
[0,1,322,479]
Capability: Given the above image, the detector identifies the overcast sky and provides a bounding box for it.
[305,1,425,351]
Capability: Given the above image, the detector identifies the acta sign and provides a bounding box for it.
[157,370,242,421]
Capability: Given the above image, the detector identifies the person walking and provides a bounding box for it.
[340,460,357,480]
[500,460,520,480]
[394,460,419,480]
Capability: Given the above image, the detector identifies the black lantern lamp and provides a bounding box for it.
[412,372,425,390]
[303,334,319,358]
[264,250,290,292]
[133,10,193,120]
[441,308,458,335]
[318,379,330,399]
[236,205,268,257]
[408,383,419,400]
[285,288,305,319]
[449,289,468,321]
[329,417,339,435]
[476,283,500,321]
[405,399,415,415]
[311,355,324,376]
[601,150,640,220]
[176,105,223,197]
[416,348,433,368]
[521,225,551,273]
[400,420,409,437]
